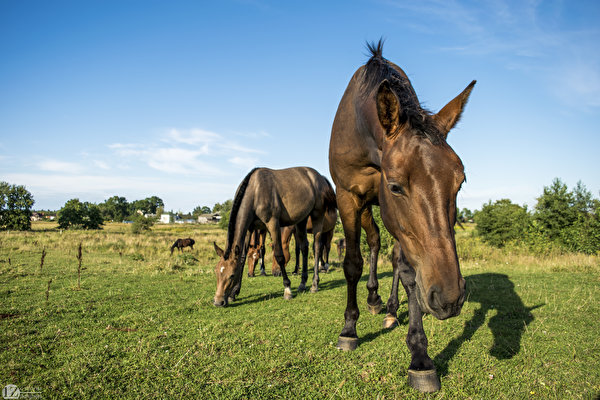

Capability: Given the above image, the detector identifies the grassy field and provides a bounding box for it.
[1,222,599,399]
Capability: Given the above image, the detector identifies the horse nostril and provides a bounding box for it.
[214,299,226,307]
[427,285,442,311]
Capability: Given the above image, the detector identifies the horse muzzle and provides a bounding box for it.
[213,296,228,307]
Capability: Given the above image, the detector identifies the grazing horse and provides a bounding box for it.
[170,238,195,255]
[247,229,267,277]
[213,167,337,306]
[328,40,474,392]
[272,209,337,275]
[336,238,346,261]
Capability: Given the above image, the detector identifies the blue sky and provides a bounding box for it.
[1,0,599,213]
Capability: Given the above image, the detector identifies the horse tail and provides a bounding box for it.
[225,168,259,259]
[322,176,337,213]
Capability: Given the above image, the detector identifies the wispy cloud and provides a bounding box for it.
[109,128,266,174]
[37,159,83,173]
[386,0,600,108]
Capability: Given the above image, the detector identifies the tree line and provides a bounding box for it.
[474,178,600,254]
[2,178,598,254]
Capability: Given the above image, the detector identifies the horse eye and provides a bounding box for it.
[387,183,405,196]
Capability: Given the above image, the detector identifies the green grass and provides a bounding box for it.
[1,222,599,399]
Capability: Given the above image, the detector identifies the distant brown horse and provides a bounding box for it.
[329,40,474,392]
[170,238,195,255]
[213,167,337,306]
[272,208,337,275]
[247,229,267,277]
[335,238,346,261]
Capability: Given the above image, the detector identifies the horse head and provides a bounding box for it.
[376,79,475,320]
[213,242,242,307]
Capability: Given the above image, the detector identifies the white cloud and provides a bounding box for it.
[93,160,110,170]
[107,128,266,175]
[37,159,83,173]
[228,156,259,169]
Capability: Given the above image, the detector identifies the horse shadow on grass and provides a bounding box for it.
[433,273,544,376]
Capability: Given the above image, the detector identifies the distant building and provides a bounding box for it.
[198,213,220,224]
[160,214,174,224]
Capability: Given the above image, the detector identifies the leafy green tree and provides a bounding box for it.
[475,199,530,247]
[99,196,129,222]
[192,206,212,218]
[130,196,164,215]
[58,199,103,230]
[0,182,35,230]
[533,178,577,242]
[215,199,233,229]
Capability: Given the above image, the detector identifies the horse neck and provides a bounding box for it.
[229,201,254,264]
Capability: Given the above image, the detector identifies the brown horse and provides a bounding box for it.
[170,237,195,255]
[335,238,346,261]
[272,209,337,275]
[247,229,267,277]
[213,167,336,306]
[329,40,474,392]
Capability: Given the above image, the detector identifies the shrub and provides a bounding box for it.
[131,215,155,234]
[474,199,530,247]
[58,199,103,230]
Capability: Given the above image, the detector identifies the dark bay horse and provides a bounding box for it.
[335,238,346,261]
[247,229,267,277]
[213,167,337,306]
[170,237,195,255]
[272,209,337,275]
[329,40,475,392]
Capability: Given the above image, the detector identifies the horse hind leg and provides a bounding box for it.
[295,220,309,292]
[309,218,325,293]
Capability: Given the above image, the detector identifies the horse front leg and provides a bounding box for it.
[336,191,363,351]
[399,253,441,392]
[383,241,402,329]
[362,206,383,314]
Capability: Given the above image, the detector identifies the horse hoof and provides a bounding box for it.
[407,369,441,393]
[283,288,293,300]
[336,336,358,351]
[383,314,399,329]
[367,301,383,315]
[310,286,318,293]
[298,283,306,292]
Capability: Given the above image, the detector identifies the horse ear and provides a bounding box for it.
[376,80,402,138]
[213,242,224,258]
[234,245,241,257]
[433,80,476,138]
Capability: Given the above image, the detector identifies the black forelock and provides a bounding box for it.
[363,39,444,145]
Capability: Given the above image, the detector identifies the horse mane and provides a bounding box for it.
[225,168,259,259]
[363,39,444,145]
